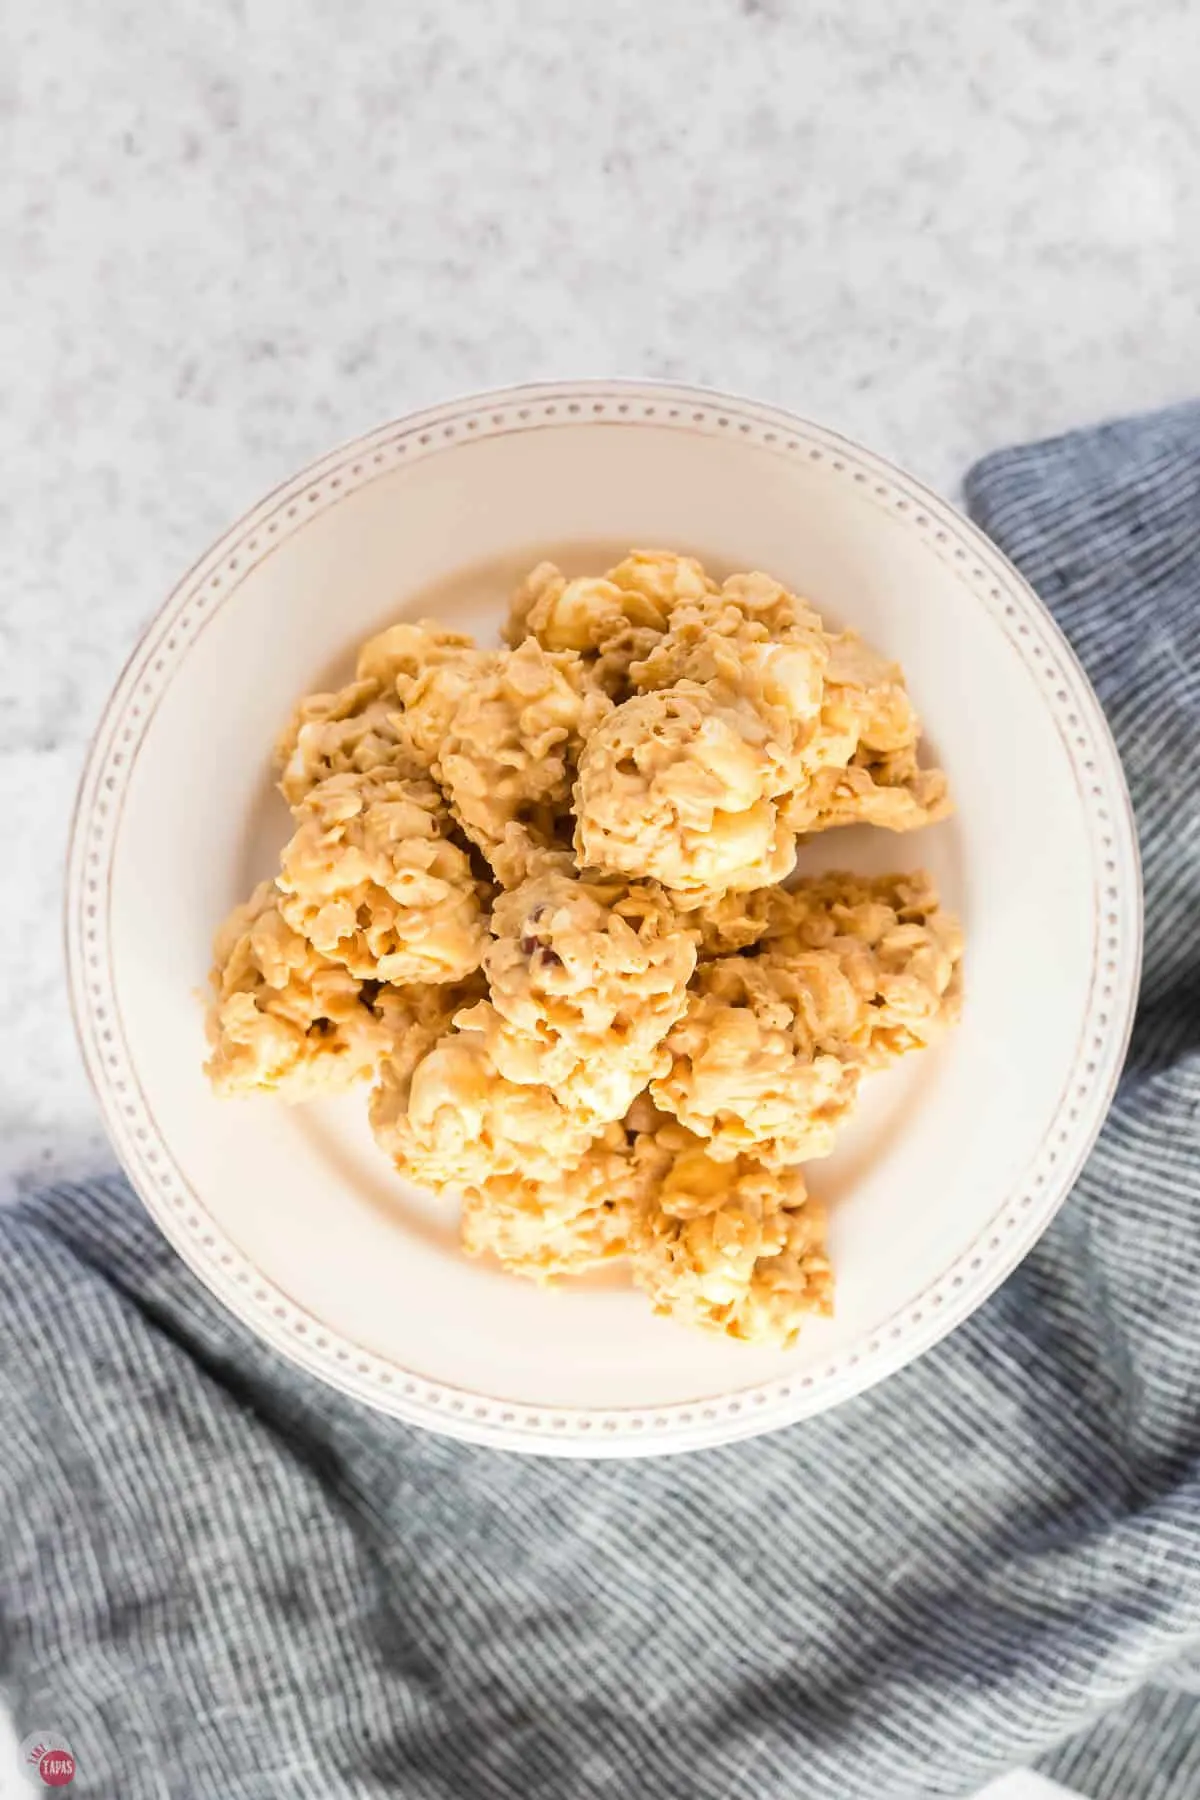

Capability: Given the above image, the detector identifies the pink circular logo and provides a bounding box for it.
[38,1752,76,1788]
[17,1735,77,1789]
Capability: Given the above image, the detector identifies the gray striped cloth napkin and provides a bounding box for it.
[3,403,1198,1800]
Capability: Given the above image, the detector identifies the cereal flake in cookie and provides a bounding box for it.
[651,951,866,1166]
[506,550,716,698]
[459,1118,652,1283]
[479,867,695,1084]
[276,771,488,985]
[369,1021,601,1193]
[573,681,797,900]
[437,638,612,888]
[205,879,393,1099]
[629,1130,832,1347]
[763,870,963,1060]
[631,569,830,745]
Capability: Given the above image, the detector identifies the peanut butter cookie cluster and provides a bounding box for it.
[205,552,960,1347]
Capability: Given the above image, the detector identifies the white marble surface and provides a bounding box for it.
[3,0,1198,1193]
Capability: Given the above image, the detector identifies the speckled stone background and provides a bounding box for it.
[3,0,1197,1192]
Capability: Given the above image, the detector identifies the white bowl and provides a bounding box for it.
[66,380,1141,1457]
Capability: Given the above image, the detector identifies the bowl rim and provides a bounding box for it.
[65,377,1143,1458]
